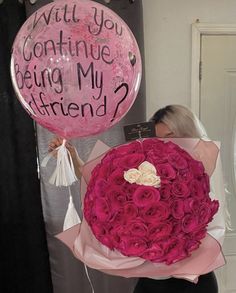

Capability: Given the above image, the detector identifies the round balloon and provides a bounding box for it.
[11,0,142,139]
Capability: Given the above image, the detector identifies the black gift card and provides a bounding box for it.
[123,122,156,141]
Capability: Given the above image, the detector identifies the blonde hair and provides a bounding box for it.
[150,105,201,138]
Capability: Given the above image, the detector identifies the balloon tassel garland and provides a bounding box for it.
[42,139,81,230]
[41,139,78,187]
[63,187,81,231]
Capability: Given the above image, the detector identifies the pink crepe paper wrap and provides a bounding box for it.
[56,138,226,283]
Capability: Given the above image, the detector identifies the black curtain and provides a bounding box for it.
[0,1,53,293]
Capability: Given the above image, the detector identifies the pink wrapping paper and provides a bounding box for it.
[56,138,226,282]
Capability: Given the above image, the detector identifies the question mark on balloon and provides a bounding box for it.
[111,83,129,122]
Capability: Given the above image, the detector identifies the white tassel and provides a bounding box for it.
[41,139,78,187]
[63,188,81,231]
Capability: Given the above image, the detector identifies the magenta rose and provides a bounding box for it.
[127,220,148,237]
[119,237,148,257]
[94,198,111,222]
[185,239,201,253]
[123,203,139,220]
[133,186,160,207]
[159,184,172,200]
[171,199,185,219]
[189,179,205,199]
[177,169,194,183]
[156,163,176,182]
[142,202,170,222]
[210,200,220,218]
[182,214,199,233]
[143,138,165,152]
[94,179,108,197]
[92,222,114,250]
[148,221,172,240]
[162,237,187,265]
[146,149,168,164]
[171,181,190,198]
[200,173,210,193]
[117,141,143,155]
[114,153,145,169]
[98,164,112,180]
[109,225,126,246]
[125,183,139,200]
[141,243,165,262]
[184,198,200,213]
[168,152,188,170]
[106,186,127,211]
[108,168,126,185]
[189,160,205,176]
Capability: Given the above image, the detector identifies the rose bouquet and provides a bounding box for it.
[83,138,219,265]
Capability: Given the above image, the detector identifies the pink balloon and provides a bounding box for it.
[11,0,142,139]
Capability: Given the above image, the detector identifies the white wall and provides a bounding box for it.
[142,0,236,118]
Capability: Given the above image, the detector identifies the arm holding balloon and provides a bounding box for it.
[48,137,84,179]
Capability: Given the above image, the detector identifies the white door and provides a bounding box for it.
[200,35,236,293]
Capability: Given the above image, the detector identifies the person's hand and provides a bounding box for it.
[48,136,83,178]
[48,137,77,157]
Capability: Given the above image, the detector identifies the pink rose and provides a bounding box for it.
[160,184,172,200]
[185,239,200,252]
[210,200,219,218]
[182,214,199,233]
[114,141,143,156]
[177,169,194,183]
[143,138,165,152]
[162,238,187,265]
[171,220,183,236]
[98,164,112,180]
[142,202,170,222]
[123,203,139,220]
[108,168,126,185]
[189,160,205,176]
[120,237,148,257]
[168,152,188,170]
[94,179,108,197]
[200,173,210,193]
[141,243,165,262]
[94,198,111,222]
[146,150,168,164]
[109,225,126,246]
[156,163,176,182]
[184,198,200,213]
[171,199,185,219]
[171,181,190,198]
[189,179,205,199]
[198,201,219,224]
[128,220,148,237]
[148,222,172,240]
[92,223,114,250]
[106,186,127,211]
[133,186,160,207]
[125,183,139,200]
[109,210,126,225]
[114,153,145,169]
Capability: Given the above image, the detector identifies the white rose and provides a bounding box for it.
[137,173,161,188]
[138,161,157,175]
[124,168,142,184]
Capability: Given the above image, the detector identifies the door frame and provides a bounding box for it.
[191,23,236,292]
[191,23,236,117]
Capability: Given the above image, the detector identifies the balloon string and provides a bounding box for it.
[84,264,95,293]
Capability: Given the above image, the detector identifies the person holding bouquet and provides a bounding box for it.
[133,105,222,293]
